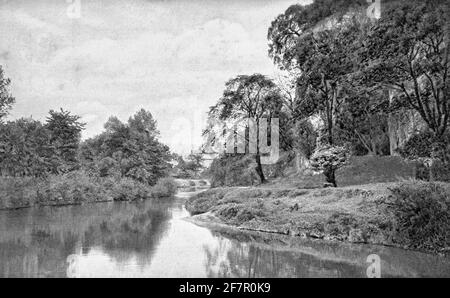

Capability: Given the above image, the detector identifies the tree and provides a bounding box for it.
[294,119,317,160]
[295,20,369,145]
[0,66,15,121]
[128,108,159,138]
[336,89,390,155]
[397,130,450,181]
[268,0,366,71]
[185,153,204,174]
[207,74,283,183]
[172,153,204,178]
[45,109,85,174]
[310,144,350,187]
[270,0,372,143]
[359,0,449,138]
[79,109,172,185]
[0,118,52,177]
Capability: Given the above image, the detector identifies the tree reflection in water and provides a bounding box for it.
[0,199,172,277]
[202,230,450,278]
[1,197,449,277]
[203,237,362,278]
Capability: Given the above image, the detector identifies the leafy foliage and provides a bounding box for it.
[150,177,178,198]
[293,119,317,159]
[206,154,259,188]
[0,66,15,121]
[268,0,366,70]
[310,145,350,186]
[79,109,172,185]
[381,181,450,252]
[358,0,450,138]
[206,74,283,183]
[398,130,450,181]
[337,89,390,155]
[46,109,85,174]
[0,118,52,177]
[172,153,204,178]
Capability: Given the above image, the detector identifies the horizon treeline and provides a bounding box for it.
[0,68,172,186]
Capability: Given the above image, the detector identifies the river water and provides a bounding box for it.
[0,188,449,278]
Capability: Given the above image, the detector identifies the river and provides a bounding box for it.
[0,187,449,278]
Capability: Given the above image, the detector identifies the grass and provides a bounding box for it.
[265,155,416,189]
[186,180,450,254]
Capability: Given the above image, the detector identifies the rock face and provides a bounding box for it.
[388,110,425,155]
[388,91,427,156]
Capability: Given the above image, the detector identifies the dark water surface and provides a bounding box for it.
[0,190,449,278]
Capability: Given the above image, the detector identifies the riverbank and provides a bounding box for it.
[2,190,448,277]
[186,181,450,255]
[0,172,178,210]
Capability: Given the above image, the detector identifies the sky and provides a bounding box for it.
[0,0,311,155]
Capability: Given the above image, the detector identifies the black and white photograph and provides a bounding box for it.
[0,0,449,282]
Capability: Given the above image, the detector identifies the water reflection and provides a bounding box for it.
[203,237,377,278]
[0,199,172,277]
[0,191,449,278]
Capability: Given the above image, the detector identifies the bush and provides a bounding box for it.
[0,177,39,209]
[207,154,259,187]
[0,171,175,209]
[111,177,152,201]
[185,188,229,215]
[150,177,178,198]
[310,145,350,187]
[381,181,450,252]
[36,171,114,205]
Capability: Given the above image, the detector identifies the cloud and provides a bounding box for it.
[0,0,296,155]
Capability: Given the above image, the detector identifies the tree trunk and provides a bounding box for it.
[255,153,266,183]
[324,166,337,187]
[429,159,435,182]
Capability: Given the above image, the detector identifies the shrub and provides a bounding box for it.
[215,202,267,224]
[185,188,229,215]
[207,154,259,187]
[310,145,350,187]
[112,177,151,201]
[381,181,450,252]
[150,177,178,198]
[37,171,114,205]
[0,177,39,209]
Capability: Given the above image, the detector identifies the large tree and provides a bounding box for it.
[358,0,449,138]
[46,109,85,174]
[0,118,52,177]
[207,74,283,183]
[268,0,377,185]
[0,66,15,121]
[79,109,171,185]
[268,0,372,145]
[336,88,390,155]
[268,0,366,72]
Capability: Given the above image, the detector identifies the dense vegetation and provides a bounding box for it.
[188,0,450,253]
[203,0,449,188]
[0,66,177,209]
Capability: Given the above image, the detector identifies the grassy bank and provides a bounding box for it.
[0,172,178,210]
[186,181,450,254]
